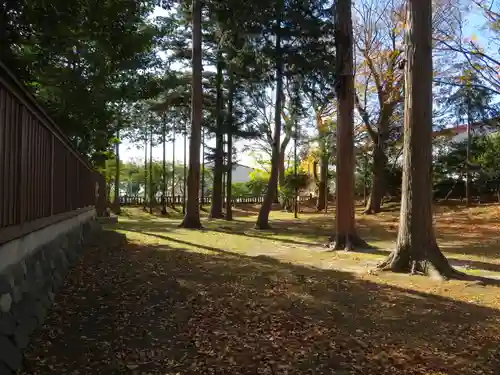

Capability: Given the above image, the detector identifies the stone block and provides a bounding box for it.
[0,212,97,368]
[0,274,13,295]
[60,236,69,251]
[0,335,22,370]
[96,216,118,224]
[9,264,25,288]
[52,271,63,291]
[11,303,32,325]
[10,287,22,304]
[0,295,12,314]
[0,313,15,336]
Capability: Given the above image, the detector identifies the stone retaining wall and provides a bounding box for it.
[0,210,99,374]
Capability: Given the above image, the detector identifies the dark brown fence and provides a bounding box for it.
[0,61,96,245]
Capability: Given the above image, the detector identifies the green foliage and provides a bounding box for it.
[279,170,310,200]
[2,0,166,159]
[232,182,252,197]
[247,170,270,196]
[476,133,500,178]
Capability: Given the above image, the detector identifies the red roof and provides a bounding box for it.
[432,117,499,138]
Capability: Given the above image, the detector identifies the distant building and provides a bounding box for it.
[205,162,258,184]
[432,117,499,143]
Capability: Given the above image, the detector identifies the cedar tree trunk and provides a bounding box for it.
[256,4,283,229]
[210,53,224,218]
[112,127,121,214]
[330,0,367,249]
[364,141,387,214]
[225,71,234,221]
[180,0,202,228]
[378,0,460,278]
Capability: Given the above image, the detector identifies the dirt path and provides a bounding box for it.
[21,230,500,375]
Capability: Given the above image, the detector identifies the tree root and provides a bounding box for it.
[179,217,203,229]
[208,213,224,219]
[326,233,373,251]
[255,222,272,230]
[376,248,469,281]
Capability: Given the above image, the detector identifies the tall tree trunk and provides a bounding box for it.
[278,149,286,191]
[112,127,121,214]
[171,127,176,208]
[143,138,148,211]
[106,177,112,206]
[183,127,187,214]
[180,0,203,228]
[161,117,168,215]
[466,108,472,206]
[278,135,291,206]
[201,128,205,208]
[330,0,367,249]
[378,0,458,278]
[222,168,226,209]
[225,72,235,221]
[317,145,329,211]
[210,52,224,218]
[293,117,299,218]
[149,124,153,214]
[256,3,283,229]
[364,142,387,214]
[278,147,286,209]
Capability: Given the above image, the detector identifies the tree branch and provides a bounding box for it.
[355,92,378,142]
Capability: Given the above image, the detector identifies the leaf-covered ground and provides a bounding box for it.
[21,204,500,374]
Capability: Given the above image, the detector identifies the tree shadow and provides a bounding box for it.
[22,230,500,375]
[115,212,500,275]
[450,258,500,273]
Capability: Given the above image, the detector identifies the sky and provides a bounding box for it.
[119,3,494,167]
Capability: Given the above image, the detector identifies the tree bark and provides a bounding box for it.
[210,53,225,219]
[201,128,205,208]
[149,124,153,214]
[143,138,148,211]
[180,0,203,229]
[161,117,168,215]
[466,109,472,206]
[183,128,187,214]
[225,71,235,221]
[278,133,291,208]
[378,0,459,278]
[106,177,112,207]
[112,127,121,214]
[256,3,283,229]
[317,150,329,211]
[171,127,176,208]
[330,0,368,250]
[364,141,387,214]
[278,148,286,191]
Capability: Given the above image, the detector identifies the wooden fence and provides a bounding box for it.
[119,194,312,207]
[0,61,96,245]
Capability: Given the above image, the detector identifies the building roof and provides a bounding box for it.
[432,117,499,138]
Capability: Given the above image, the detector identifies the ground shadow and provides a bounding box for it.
[22,230,500,375]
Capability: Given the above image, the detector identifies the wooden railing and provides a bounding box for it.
[0,61,96,245]
[119,194,312,207]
